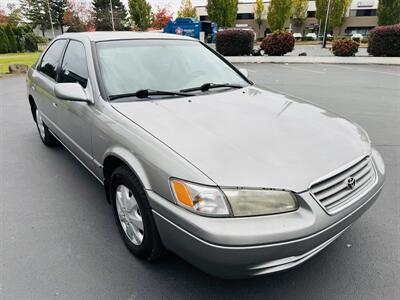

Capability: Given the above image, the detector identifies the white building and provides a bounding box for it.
[195,0,379,37]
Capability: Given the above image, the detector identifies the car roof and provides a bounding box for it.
[59,31,195,42]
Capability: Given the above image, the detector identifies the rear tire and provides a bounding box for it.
[110,165,165,261]
[35,108,58,147]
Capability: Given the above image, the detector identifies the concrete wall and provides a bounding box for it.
[33,25,67,39]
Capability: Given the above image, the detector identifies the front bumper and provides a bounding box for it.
[148,149,385,278]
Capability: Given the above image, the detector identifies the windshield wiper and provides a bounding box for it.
[180,83,244,93]
[109,89,192,101]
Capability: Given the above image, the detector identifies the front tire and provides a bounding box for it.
[110,166,164,261]
[35,109,58,147]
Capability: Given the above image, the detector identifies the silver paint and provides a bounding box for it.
[27,32,385,278]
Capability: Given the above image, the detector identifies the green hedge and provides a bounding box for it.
[0,24,43,53]
[4,25,17,53]
[0,27,9,53]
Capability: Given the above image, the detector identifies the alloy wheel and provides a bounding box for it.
[115,184,144,245]
[36,110,46,140]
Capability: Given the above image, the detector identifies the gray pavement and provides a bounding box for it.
[0,64,399,299]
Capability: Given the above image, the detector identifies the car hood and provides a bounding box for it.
[112,87,371,192]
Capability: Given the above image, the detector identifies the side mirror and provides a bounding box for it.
[54,82,89,102]
[238,68,249,78]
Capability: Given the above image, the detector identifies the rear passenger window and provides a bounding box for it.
[39,39,67,80]
[59,40,89,88]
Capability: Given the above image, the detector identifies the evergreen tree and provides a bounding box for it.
[4,24,17,53]
[12,26,26,52]
[128,0,152,31]
[378,0,400,25]
[0,27,9,53]
[6,4,23,26]
[207,0,238,28]
[177,0,197,18]
[20,0,51,36]
[93,0,129,31]
[267,0,293,31]
[50,0,67,34]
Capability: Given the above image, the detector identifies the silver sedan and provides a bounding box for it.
[26,32,385,278]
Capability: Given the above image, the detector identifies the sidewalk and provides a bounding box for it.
[226,56,400,65]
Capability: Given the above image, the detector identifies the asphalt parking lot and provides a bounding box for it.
[1,64,399,299]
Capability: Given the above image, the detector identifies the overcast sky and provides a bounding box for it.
[0,0,207,16]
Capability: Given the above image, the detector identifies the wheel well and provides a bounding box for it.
[103,156,126,184]
[103,155,145,204]
[28,95,37,122]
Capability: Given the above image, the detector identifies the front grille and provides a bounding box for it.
[310,156,376,214]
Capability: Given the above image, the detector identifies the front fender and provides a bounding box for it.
[103,145,152,190]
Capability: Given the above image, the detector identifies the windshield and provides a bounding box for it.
[96,39,249,98]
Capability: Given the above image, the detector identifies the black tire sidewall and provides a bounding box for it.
[110,166,160,260]
[35,108,58,146]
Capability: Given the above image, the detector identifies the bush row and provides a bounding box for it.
[215,29,254,56]
[368,24,400,57]
[0,24,45,53]
[332,39,359,56]
[260,31,295,56]
[215,24,400,57]
[216,30,295,56]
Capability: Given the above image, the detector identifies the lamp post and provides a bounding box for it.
[322,0,331,48]
[45,0,55,38]
[110,0,115,31]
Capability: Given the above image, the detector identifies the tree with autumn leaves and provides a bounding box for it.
[152,7,173,30]
[64,0,94,32]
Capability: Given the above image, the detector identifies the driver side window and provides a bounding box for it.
[59,40,89,88]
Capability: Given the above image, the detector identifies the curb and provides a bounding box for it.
[226,56,400,65]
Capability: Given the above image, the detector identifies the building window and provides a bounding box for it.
[307,11,316,18]
[236,13,254,20]
[349,9,377,16]
[345,26,375,35]
[199,15,209,21]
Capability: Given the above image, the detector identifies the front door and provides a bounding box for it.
[54,39,94,171]
[32,39,67,131]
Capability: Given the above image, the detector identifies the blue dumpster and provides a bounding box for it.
[163,18,218,43]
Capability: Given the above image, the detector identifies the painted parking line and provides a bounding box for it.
[325,64,400,76]
[277,64,326,74]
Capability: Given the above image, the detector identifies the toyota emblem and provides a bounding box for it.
[345,177,356,190]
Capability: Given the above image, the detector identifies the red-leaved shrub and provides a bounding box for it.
[368,24,400,57]
[215,30,254,56]
[332,39,359,56]
[260,31,295,56]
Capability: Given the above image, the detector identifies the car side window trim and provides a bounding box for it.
[58,39,89,88]
[38,38,68,82]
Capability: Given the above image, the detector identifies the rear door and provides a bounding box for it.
[54,39,94,170]
[32,39,67,130]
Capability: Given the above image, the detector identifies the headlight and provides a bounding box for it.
[223,189,298,217]
[170,179,230,216]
